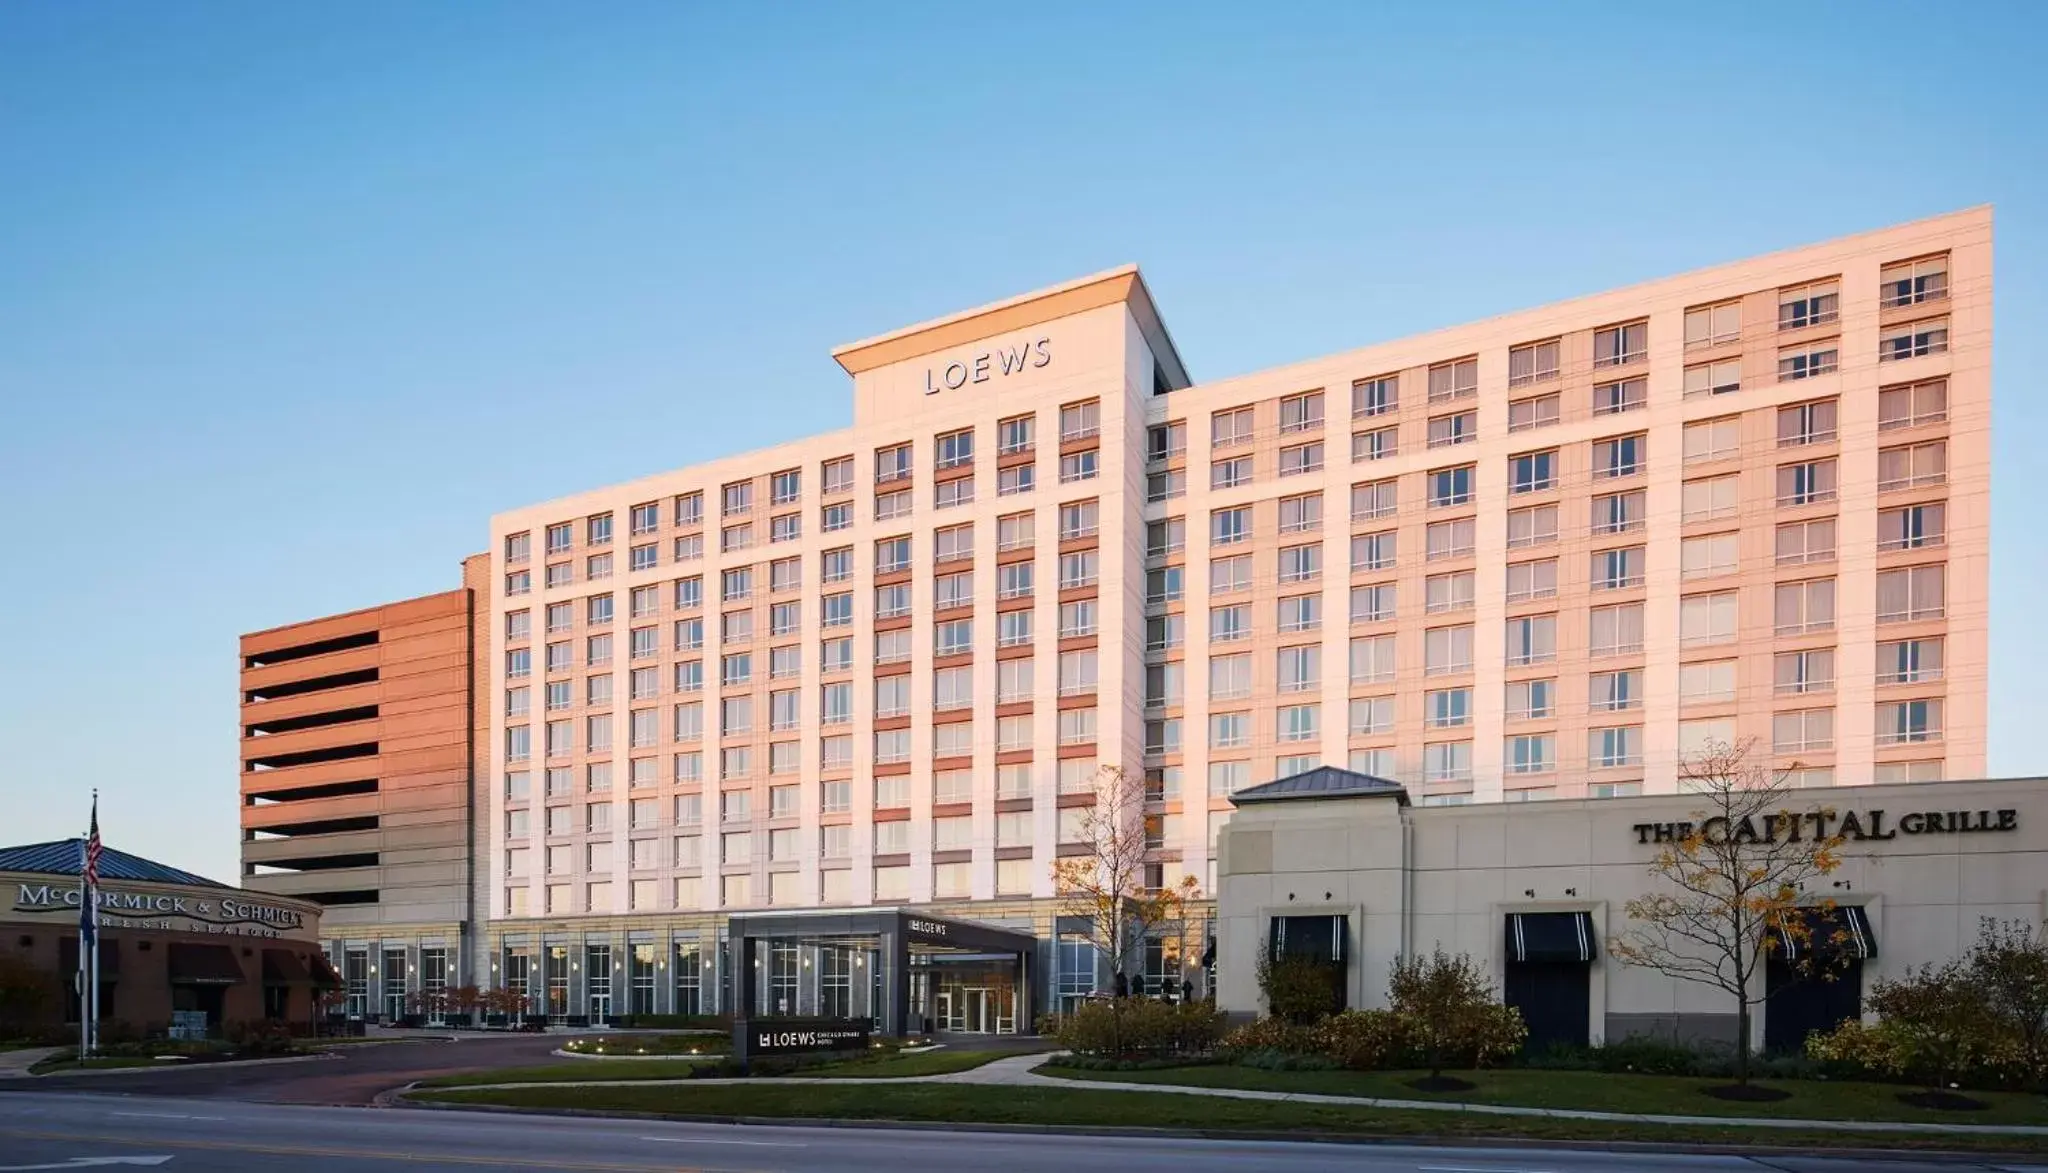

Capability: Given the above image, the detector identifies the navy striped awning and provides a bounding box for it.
[1774,905,1876,962]
[1506,911,1597,964]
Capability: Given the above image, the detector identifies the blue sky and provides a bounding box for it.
[2,2,2043,883]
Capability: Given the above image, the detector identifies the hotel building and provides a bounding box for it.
[475,208,1986,1028]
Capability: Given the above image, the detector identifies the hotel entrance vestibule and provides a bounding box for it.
[728,909,1036,1037]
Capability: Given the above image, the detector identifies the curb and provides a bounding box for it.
[24,1051,339,1078]
[387,1096,2048,1164]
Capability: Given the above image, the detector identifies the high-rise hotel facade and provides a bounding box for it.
[478,209,1988,1021]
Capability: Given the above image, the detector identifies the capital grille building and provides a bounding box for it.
[248,209,1990,1033]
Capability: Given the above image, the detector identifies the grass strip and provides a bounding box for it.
[405,1081,2048,1154]
[1039,1063,2048,1127]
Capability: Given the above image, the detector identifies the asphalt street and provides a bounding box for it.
[1,1091,2047,1173]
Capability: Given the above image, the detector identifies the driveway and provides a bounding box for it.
[0,1033,574,1105]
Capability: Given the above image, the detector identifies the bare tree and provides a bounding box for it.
[1608,738,1850,1084]
[1051,765,1201,1005]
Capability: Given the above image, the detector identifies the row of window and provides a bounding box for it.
[507,857,1053,917]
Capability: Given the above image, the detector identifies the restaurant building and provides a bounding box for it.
[0,840,330,1034]
[1215,767,2044,1052]
[469,209,1988,1030]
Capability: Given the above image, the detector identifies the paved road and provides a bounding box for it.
[0,1035,571,1105]
[1,1092,2046,1173]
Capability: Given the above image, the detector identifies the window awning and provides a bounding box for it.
[308,952,343,988]
[1506,911,1598,964]
[1773,905,1876,962]
[262,949,312,984]
[168,943,245,985]
[1269,914,1348,964]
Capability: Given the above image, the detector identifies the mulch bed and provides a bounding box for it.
[1700,1083,1791,1102]
[1897,1089,1990,1111]
[1405,1075,1477,1093]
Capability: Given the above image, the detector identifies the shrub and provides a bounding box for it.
[1969,918,2048,1087]
[222,1019,300,1055]
[1867,958,2011,1091]
[1041,1053,1222,1072]
[1054,999,1225,1058]
[0,956,59,1035]
[1217,1015,1316,1059]
[1255,947,1341,1023]
[610,1013,732,1030]
[1521,1034,1708,1075]
[1309,1009,1411,1071]
[1387,948,1526,1075]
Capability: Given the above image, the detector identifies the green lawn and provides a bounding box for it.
[30,1056,186,1074]
[1039,1063,2048,1127]
[415,1045,1021,1088]
[405,1082,2048,1154]
[781,1047,1032,1079]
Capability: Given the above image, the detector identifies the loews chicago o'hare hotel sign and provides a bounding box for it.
[11,882,309,938]
[923,335,1052,395]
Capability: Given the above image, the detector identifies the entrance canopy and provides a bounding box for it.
[1773,905,1876,962]
[168,943,245,985]
[1506,911,1598,964]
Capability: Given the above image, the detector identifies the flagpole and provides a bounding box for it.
[77,830,89,1061]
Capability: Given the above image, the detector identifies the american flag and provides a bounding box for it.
[80,795,100,947]
[84,796,102,888]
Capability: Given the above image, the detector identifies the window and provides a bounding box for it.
[1426,570,1475,614]
[1594,321,1648,368]
[1779,279,1839,330]
[1685,301,1741,350]
[545,562,573,589]
[1425,518,1475,560]
[1208,711,1248,749]
[505,569,531,596]
[1146,467,1186,502]
[1504,614,1556,666]
[1878,503,1945,552]
[1427,687,1472,728]
[1279,441,1325,475]
[1059,599,1098,638]
[586,633,613,666]
[545,522,574,556]
[1353,375,1397,417]
[1505,559,1557,602]
[1508,338,1561,387]
[1211,455,1253,489]
[935,524,973,563]
[1677,475,1737,524]
[935,571,973,611]
[998,512,1036,552]
[999,414,1036,455]
[819,456,854,495]
[1210,506,1250,547]
[1877,564,1945,623]
[1144,662,1182,709]
[934,428,974,470]
[821,636,853,672]
[719,524,752,554]
[673,617,703,652]
[1882,254,1949,308]
[1060,550,1100,589]
[1880,318,1949,362]
[1593,378,1646,416]
[1879,379,1948,431]
[1877,441,1947,491]
[998,561,1034,600]
[1508,734,1555,775]
[1212,406,1256,448]
[1679,659,1738,704]
[934,618,972,656]
[1776,649,1836,695]
[1776,518,1838,565]
[1683,359,1742,399]
[1505,678,1554,721]
[874,728,911,765]
[1424,741,1472,784]
[1209,653,1252,700]
[1590,602,1646,656]
[1207,555,1248,594]
[1680,533,1740,580]
[1426,412,1476,449]
[769,511,803,542]
[1352,529,1396,571]
[1593,434,1645,478]
[1147,421,1186,462]
[1427,465,1474,507]
[1276,704,1319,743]
[1777,399,1838,447]
[1877,699,1943,745]
[672,534,702,563]
[875,536,911,574]
[1875,760,1943,784]
[1212,602,1253,641]
[1277,493,1322,534]
[1279,391,1324,433]
[997,657,1034,704]
[1059,400,1100,442]
[1351,634,1397,684]
[1350,695,1395,735]
[1778,341,1838,381]
[1773,579,1836,636]
[1352,478,1397,521]
[1878,637,1943,685]
[1058,449,1098,483]
[1423,625,1473,675]
[1427,357,1477,403]
[1590,725,1643,769]
[1507,504,1559,548]
[1510,449,1556,494]
[1351,583,1396,623]
[875,443,913,484]
[998,609,1034,648]
[1147,566,1184,605]
[1353,425,1399,462]
[1277,645,1320,692]
[1590,669,1641,712]
[673,492,703,526]
[1278,543,1321,583]
[1508,394,1560,433]
[1146,613,1184,653]
[1777,458,1838,506]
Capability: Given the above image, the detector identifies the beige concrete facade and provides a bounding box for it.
[481,210,1989,973]
[239,564,486,1003]
[1217,772,2041,1051]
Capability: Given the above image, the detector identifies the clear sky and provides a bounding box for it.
[2,1,2043,885]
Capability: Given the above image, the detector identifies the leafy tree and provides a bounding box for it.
[1867,958,2002,1092]
[1254,945,1341,1023]
[1386,947,1525,1078]
[1608,738,1849,1084]
[1967,918,2048,1085]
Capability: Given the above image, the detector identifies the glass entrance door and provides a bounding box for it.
[963,988,988,1034]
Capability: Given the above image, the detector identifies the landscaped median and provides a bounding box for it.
[411,1041,1026,1089]
[401,1074,2048,1156]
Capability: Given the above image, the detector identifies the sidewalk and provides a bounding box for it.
[0,1047,60,1076]
[417,1051,2048,1138]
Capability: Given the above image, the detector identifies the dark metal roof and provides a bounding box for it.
[0,839,230,889]
[1228,765,1411,807]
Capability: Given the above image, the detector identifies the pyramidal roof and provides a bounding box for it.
[0,839,229,889]
[1228,765,1411,807]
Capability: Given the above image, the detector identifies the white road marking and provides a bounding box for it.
[0,1159,174,1170]
[636,1134,808,1148]
[108,1113,223,1122]
[1418,1166,1557,1173]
